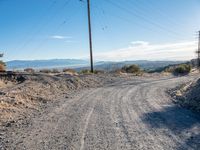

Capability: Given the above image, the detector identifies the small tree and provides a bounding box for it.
[174,64,191,74]
[122,64,141,73]
[0,53,6,72]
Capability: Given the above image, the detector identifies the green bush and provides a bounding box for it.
[122,64,141,73]
[79,69,91,74]
[174,64,191,74]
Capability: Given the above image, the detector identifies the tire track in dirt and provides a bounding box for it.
[80,107,94,150]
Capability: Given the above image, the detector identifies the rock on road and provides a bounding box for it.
[4,76,200,150]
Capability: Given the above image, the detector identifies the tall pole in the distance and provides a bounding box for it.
[197,31,200,68]
[87,0,94,73]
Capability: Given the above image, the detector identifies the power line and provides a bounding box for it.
[99,5,189,42]
[105,0,185,39]
[15,0,71,53]
[14,0,57,52]
[91,4,109,31]
[32,18,71,52]
[131,0,185,28]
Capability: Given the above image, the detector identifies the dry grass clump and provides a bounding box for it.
[51,69,60,73]
[79,69,92,74]
[93,70,105,74]
[63,68,78,75]
[39,69,61,74]
[39,69,60,74]
[39,69,52,74]
[79,69,105,75]
[24,68,35,73]
[63,68,76,73]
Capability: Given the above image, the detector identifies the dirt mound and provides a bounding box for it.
[0,73,121,127]
[170,78,200,112]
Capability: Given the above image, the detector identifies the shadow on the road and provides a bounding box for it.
[141,105,200,149]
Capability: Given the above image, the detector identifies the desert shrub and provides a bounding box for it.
[63,68,77,74]
[0,64,5,72]
[0,60,6,72]
[40,69,52,73]
[24,68,35,73]
[93,70,105,74]
[164,67,174,73]
[121,64,141,73]
[51,69,60,73]
[113,69,122,74]
[174,64,191,74]
[79,69,91,74]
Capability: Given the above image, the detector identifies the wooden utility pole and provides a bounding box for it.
[198,31,200,68]
[87,0,94,73]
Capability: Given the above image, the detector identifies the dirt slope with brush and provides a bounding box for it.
[170,78,200,112]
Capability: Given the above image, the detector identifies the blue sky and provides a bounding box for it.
[0,0,200,61]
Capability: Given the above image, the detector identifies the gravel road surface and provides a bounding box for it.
[2,75,200,150]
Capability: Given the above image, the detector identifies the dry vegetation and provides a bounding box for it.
[0,64,5,72]
[165,64,192,75]
[114,64,143,76]
[39,69,52,73]
[63,68,78,75]
[170,78,200,112]
[0,60,6,72]
[24,68,35,73]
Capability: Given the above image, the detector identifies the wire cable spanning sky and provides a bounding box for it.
[0,0,200,61]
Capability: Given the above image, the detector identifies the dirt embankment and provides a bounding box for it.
[170,77,200,112]
[0,73,121,127]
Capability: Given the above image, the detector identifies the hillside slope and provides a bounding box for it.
[170,78,200,112]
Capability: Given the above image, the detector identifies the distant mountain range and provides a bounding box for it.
[6,59,185,71]
[6,59,89,70]
[76,60,185,71]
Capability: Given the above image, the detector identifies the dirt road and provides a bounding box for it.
[2,75,200,150]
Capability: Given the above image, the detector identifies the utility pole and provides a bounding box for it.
[198,31,200,68]
[87,0,94,73]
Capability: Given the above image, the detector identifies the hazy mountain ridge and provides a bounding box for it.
[6,59,185,71]
[6,59,89,70]
[77,60,185,71]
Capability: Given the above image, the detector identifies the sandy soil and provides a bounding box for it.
[0,73,200,150]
